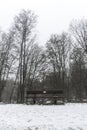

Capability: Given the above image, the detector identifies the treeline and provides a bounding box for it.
[0,9,87,103]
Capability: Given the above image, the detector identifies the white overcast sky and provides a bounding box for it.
[0,0,87,45]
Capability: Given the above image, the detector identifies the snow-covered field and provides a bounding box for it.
[0,103,87,130]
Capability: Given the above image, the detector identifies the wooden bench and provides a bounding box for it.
[26,89,65,105]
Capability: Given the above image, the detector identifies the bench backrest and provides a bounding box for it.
[27,90,64,95]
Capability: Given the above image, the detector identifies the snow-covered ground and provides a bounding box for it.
[0,103,87,130]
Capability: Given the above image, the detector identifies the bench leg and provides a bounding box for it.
[33,99,35,104]
[54,99,57,104]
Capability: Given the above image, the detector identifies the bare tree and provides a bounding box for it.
[69,19,87,53]
[0,29,16,101]
[26,44,47,90]
[11,9,37,103]
[46,33,71,91]
[70,47,86,101]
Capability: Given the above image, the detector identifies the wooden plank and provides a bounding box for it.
[27,89,64,94]
[26,96,64,98]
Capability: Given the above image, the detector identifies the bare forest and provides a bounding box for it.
[0,10,87,103]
